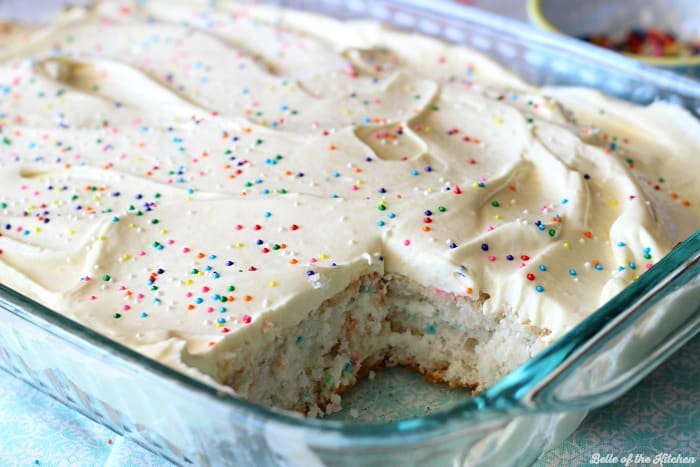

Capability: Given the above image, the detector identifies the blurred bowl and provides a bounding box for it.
[527,0,700,77]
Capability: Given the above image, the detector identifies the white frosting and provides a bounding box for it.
[1,1,698,380]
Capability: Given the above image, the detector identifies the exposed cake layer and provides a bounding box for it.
[0,0,699,412]
[213,273,542,415]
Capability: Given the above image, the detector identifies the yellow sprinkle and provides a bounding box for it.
[343,109,350,116]
[563,242,570,249]
[184,279,193,285]
[67,229,75,236]
[215,322,223,328]
[128,223,136,228]
[609,199,619,207]
[631,274,639,281]
[97,236,106,242]
[92,195,100,201]
[494,118,503,125]
[34,227,41,233]
[472,182,480,188]
[319,253,328,260]
[424,126,432,133]
[121,254,131,261]
[43,104,51,111]
[404,85,413,92]
[493,215,502,220]
[426,187,433,193]
[160,229,168,235]
[355,179,363,186]
[235,242,244,248]
[269,281,278,287]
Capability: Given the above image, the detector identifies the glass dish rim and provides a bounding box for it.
[1,0,700,442]
[4,228,699,440]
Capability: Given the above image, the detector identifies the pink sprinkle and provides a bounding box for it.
[183,247,191,253]
[186,292,193,298]
[488,255,496,261]
[138,251,146,256]
[310,257,317,263]
[453,185,462,194]
[90,295,97,300]
[346,63,358,78]
[136,293,145,300]
[351,185,359,191]
[122,305,131,311]
[202,286,210,292]
[167,239,175,245]
[235,224,243,230]
[207,307,215,313]
[241,314,252,324]
[487,226,495,232]
[404,239,411,246]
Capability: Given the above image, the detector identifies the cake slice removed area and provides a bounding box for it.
[191,272,543,416]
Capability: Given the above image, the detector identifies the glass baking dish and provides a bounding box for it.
[0,0,699,465]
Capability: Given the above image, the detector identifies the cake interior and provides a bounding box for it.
[198,274,546,416]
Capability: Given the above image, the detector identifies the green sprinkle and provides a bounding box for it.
[102,274,111,282]
[438,206,446,212]
[491,200,500,207]
[113,313,121,319]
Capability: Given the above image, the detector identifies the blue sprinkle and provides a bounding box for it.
[535,285,544,293]
[539,265,547,271]
[377,220,385,227]
[568,269,577,276]
[628,262,636,270]
[426,324,436,334]
[595,264,604,271]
